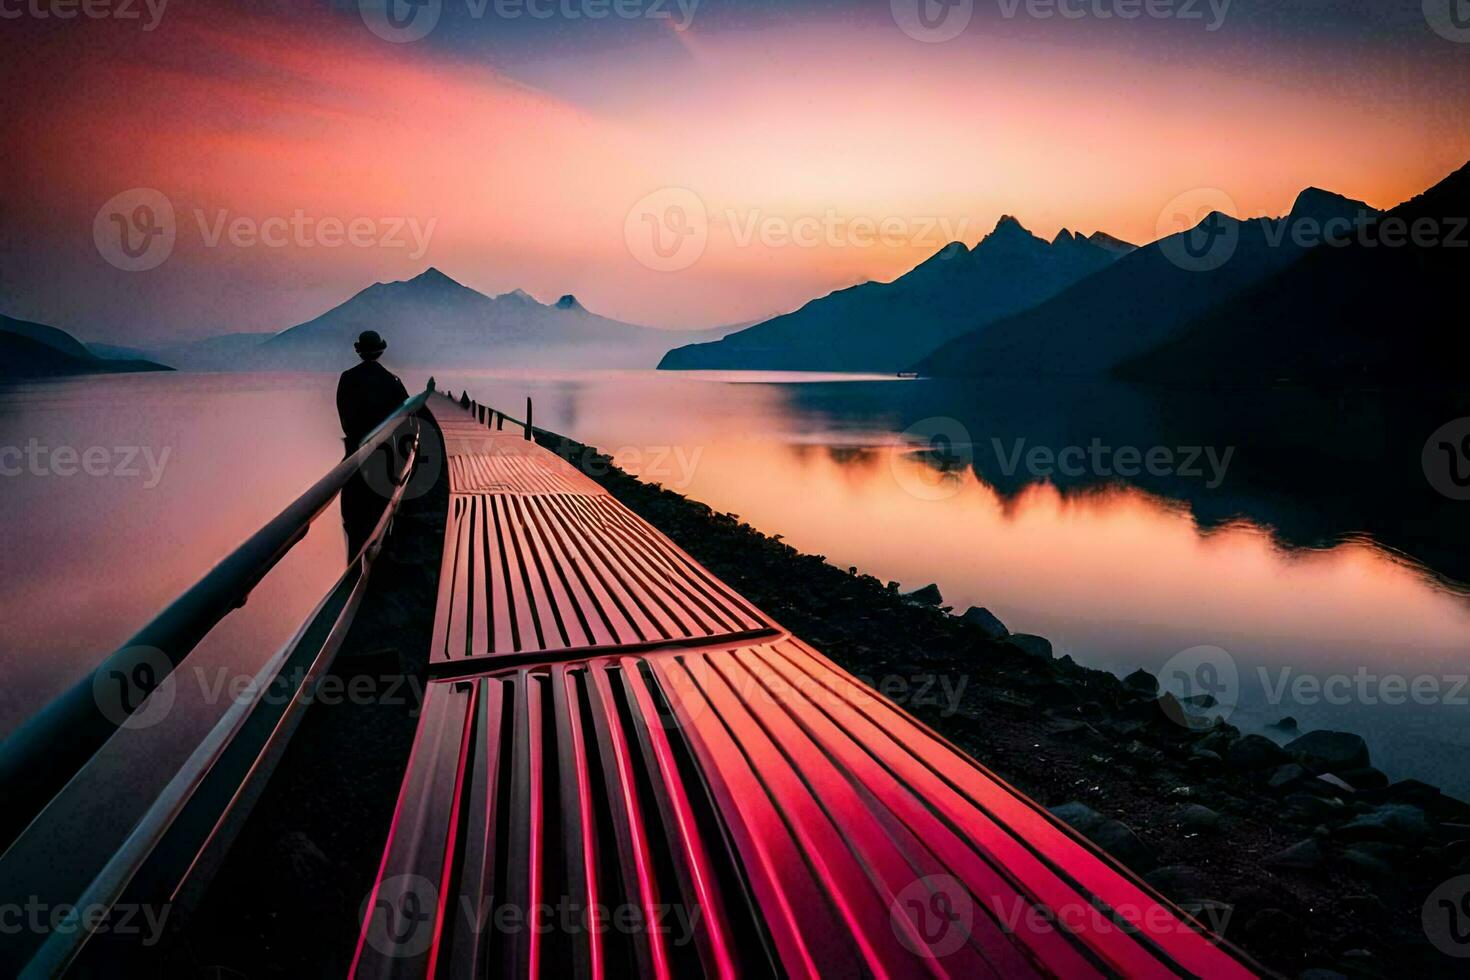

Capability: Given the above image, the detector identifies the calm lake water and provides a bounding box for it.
[3,369,1470,797]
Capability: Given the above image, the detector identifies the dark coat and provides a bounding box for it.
[336,360,409,449]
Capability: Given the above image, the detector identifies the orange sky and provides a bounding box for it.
[3,0,1467,341]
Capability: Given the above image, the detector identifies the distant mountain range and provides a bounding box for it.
[1,314,171,379]
[1116,162,1470,389]
[658,217,1135,373]
[912,187,1379,379]
[82,269,726,372]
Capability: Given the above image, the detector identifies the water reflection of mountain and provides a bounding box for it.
[777,379,1470,590]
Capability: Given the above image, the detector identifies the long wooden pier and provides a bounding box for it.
[0,389,1257,977]
[352,395,1257,978]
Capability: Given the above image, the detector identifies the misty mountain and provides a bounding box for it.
[1117,161,1470,389]
[90,333,277,371]
[246,268,714,370]
[913,188,1379,379]
[658,217,1135,373]
[1,315,171,379]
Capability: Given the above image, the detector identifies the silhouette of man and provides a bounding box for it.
[337,330,409,560]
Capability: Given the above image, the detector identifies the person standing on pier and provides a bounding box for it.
[337,330,409,560]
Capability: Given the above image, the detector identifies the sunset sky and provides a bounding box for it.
[3,0,1468,343]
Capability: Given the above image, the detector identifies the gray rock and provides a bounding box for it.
[1049,802,1154,870]
[1123,668,1159,695]
[1144,864,1214,900]
[1226,734,1290,770]
[1336,803,1430,843]
[960,606,1008,639]
[1194,730,1235,756]
[904,583,944,606]
[1050,801,1107,834]
[1282,793,1345,824]
[1006,633,1054,659]
[1286,730,1370,771]
[1267,716,1300,733]
[1181,693,1218,709]
[1310,773,1355,796]
[1334,767,1388,791]
[1175,803,1222,833]
[1091,820,1156,871]
[1339,847,1394,878]
[1267,763,1309,792]
[1267,838,1326,870]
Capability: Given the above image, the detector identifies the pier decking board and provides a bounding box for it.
[354,400,1256,979]
[427,396,771,665]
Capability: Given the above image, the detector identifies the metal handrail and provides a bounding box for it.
[0,390,431,854]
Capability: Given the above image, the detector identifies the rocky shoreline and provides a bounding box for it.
[534,429,1470,979]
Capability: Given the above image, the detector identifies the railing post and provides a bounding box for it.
[496,412,504,431]
[525,397,533,441]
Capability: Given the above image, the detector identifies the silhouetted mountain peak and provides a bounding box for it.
[556,294,583,311]
[1087,231,1136,255]
[410,266,457,286]
[991,214,1029,235]
[499,288,538,304]
[1052,229,1077,246]
[1288,187,1376,225]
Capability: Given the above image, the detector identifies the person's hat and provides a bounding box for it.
[354,330,388,355]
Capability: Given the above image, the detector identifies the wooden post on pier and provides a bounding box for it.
[525,397,533,441]
[496,412,504,430]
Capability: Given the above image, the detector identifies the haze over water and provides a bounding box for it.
[6,369,1468,794]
